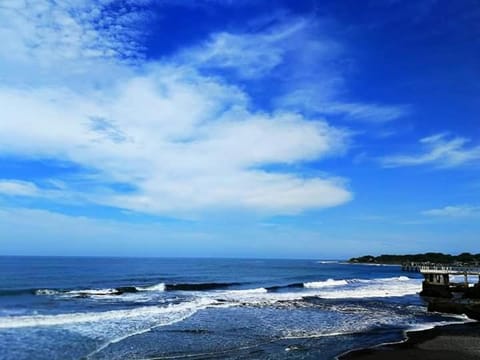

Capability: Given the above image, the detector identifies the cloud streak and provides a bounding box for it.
[180,17,409,124]
[0,180,39,197]
[381,133,480,168]
[422,205,480,218]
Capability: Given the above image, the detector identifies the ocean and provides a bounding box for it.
[0,257,468,359]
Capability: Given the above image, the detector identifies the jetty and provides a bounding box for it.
[402,262,480,298]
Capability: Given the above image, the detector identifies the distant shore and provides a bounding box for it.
[338,322,480,360]
[348,252,480,266]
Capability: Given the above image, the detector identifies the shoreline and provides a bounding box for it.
[337,321,480,360]
[344,262,402,267]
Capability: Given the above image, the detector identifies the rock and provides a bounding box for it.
[427,299,480,321]
[420,282,452,298]
[427,299,465,315]
[464,286,480,299]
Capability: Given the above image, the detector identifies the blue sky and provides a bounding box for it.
[0,0,479,258]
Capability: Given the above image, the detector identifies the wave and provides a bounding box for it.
[211,276,421,304]
[269,276,415,292]
[66,288,119,296]
[20,276,418,301]
[304,279,348,288]
[0,298,215,330]
[135,283,166,292]
[35,289,61,296]
[0,297,217,357]
[32,282,240,298]
[369,276,411,282]
[316,286,419,299]
[35,287,138,297]
[223,288,268,295]
[164,282,240,291]
[266,282,304,292]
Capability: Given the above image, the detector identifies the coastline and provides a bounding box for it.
[343,262,402,267]
[337,321,480,360]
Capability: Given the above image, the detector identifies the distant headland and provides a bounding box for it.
[348,252,480,265]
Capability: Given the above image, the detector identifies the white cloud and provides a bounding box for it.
[382,133,480,168]
[0,0,148,63]
[422,205,480,218]
[0,3,357,216]
[0,70,352,214]
[0,0,148,87]
[0,180,39,196]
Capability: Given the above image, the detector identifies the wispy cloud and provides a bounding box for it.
[422,205,480,218]
[0,180,39,197]
[381,133,480,168]
[179,18,316,78]
[180,17,409,124]
[318,102,411,123]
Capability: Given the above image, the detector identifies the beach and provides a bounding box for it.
[339,322,480,360]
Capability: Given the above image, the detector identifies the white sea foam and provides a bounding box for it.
[355,276,411,283]
[35,289,60,296]
[0,297,214,330]
[35,283,167,297]
[269,302,473,348]
[136,283,166,292]
[381,275,411,282]
[211,276,422,304]
[317,276,421,299]
[316,284,420,299]
[34,276,420,305]
[0,296,216,357]
[35,288,119,296]
[220,288,268,297]
[66,288,118,295]
[304,279,348,288]
[407,316,476,333]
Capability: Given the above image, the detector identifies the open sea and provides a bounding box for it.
[0,257,469,359]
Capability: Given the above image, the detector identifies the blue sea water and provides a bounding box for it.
[0,257,467,359]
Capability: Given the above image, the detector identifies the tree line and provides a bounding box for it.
[349,252,480,265]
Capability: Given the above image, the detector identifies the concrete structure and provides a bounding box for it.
[402,262,480,298]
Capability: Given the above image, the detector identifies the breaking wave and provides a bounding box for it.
[266,283,304,292]
[10,276,421,303]
[135,283,166,292]
[304,279,349,288]
[0,298,215,330]
[164,282,240,291]
[32,282,241,298]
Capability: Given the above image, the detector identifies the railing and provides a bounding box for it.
[418,264,480,275]
[401,262,480,275]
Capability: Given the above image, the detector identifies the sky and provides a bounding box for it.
[0,0,479,258]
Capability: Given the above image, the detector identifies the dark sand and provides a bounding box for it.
[339,322,480,360]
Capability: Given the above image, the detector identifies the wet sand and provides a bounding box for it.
[339,322,480,360]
